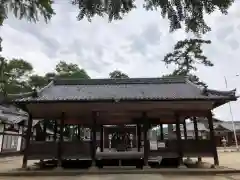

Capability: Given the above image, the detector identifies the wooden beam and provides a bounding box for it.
[183,119,187,140]
[53,120,57,141]
[193,117,202,162]
[143,112,149,166]
[22,113,33,169]
[160,124,164,140]
[91,111,97,167]
[175,113,183,164]
[137,123,141,152]
[207,111,219,166]
[57,112,64,168]
[27,101,213,119]
[100,125,103,152]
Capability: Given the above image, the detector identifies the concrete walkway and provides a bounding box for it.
[0,152,239,177]
[0,174,239,180]
[203,152,240,170]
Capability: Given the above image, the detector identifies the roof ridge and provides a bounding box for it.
[37,81,54,97]
[53,77,187,85]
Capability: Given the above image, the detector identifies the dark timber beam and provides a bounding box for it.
[183,119,187,140]
[100,125,104,152]
[137,123,141,152]
[77,125,81,140]
[54,120,57,141]
[0,123,5,152]
[57,113,65,168]
[90,111,97,169]
[160,124,164,140]
[43,120,47,141]
[193,117,202,162]
[207,111,219,166]
[22,113,33,169]
[143,112,149,168]
[175,113,184,166]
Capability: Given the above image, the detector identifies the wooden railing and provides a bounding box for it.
[27,141,92,160]
[182,139,213,157]
[149,139,213,158]
[62,141,91,159]
[28,141,58,160]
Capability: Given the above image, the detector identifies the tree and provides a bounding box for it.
[27,74,49,90]
[55,61,90,79]
[27,61,90,90]
[73,0,234,35]
[109,70,129,79]
[0,58,33,95]
[162,70,207,87]
[0,0,55,52]
[162,38,213,87]
[0,1,234,48]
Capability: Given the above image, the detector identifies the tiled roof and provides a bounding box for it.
[214,122,240,131]
[0,105,28,124]
[172,122,209,132]
[14,77,237,103]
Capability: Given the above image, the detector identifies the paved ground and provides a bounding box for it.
[0,152,240,179]
[1,152,239,171]
[0,174,239,180]
[203,152,240,169]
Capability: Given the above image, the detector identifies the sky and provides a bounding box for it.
[1,1,240,121]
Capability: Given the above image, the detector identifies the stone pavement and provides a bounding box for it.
[0,152,239,172]
[0,174,239,180]
[203,152,240,169]
[0,152,239,178]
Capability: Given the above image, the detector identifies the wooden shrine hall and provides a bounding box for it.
[12,77,237,169]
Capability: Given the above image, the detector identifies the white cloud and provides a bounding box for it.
[1,1,240,121]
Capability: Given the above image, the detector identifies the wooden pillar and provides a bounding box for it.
[53,120,57,141]
[175,113,183,165]
[77,125,81,140]
[160,124,164,140]
[207,111,219,166]
[193,117,202,162]
[91,112,97,168]
[0,123,5,152]
[22,113,33,169]
[100,125,104,152]
[183,120,187,140]
[57,113,64,168]
[43,120,47,140]
[143,113,149,167]
[137,123,141,152]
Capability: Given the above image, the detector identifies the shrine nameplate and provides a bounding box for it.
[157,141,165,148]
[150,141,158,150]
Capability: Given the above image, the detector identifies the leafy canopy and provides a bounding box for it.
[73,0,234,35]
[163,38,213,87]
[0,57,33,94]
[109,70,129,79]
[0,0,234,35]
[0,0,54,26]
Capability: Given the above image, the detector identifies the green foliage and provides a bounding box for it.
[162,70,207,87]
[73,0,234,35]
[0,0,235,51]
[0,0,54,25]
[55,61,90,79]
[0,0,55,52]
[109,70,129,79]
[163,39,213,74]
[27,74,49,90]
[0,57,33,94]
[162,38,213,87]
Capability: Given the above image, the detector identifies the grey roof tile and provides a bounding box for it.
[0,105,28,124]
[214,122,240,131]
[14,77,237,102]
